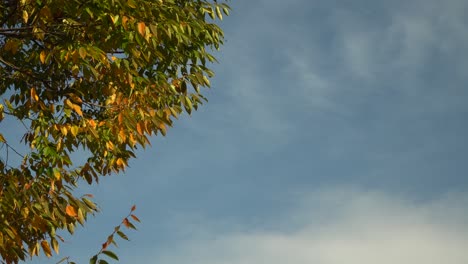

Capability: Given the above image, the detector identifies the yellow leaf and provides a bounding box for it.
[60,126,68,136]
[64,98,73,108]
[72,104,83,117]
[70,126,79,137]
[106,141,114,151]
[77,208,85,225]
[41,240,52,257]
[78,47,87,59]
[65,99,82,116]
[159,123,167,136]
[216,6,223,20]
[22,10,29,23]
[137,22,146,36]
[39,51,46,64]
[110,14,119,24]
[65,205,77,217]
[0,133,5,143]
[53,170,61,180]
[51,238,59,254]
[56,138,62,151]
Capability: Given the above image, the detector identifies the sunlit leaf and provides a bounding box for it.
[39,51,46,64]
[137,22,146,36]
[0,0,228,261]
[65,205,77,217]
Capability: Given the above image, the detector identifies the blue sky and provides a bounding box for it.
[16,0,468,263]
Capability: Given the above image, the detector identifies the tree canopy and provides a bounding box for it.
[0,0,229,262]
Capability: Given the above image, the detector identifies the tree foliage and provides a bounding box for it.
[0,0,229,262]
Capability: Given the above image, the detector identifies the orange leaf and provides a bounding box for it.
[130,214,140,222]
[136,122,143,135]
[122,16,129,29]
[116,158,124,167]
[118,112,124,124]
[119,129,126,141]
[137,22,146,36]
[30,87,39,101]
[88,119,96,128]
[123,218,130,228]
[129,133,136,147]
[65,205,77,217]
[41,240,52,257]
[131,205,136,211]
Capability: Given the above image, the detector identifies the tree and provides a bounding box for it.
[0,0,229,262]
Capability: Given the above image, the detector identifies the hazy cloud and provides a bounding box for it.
[149,188,468,264]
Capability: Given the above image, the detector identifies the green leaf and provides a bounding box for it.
[102,250,119,261]
[117,230,129,240]
[127,0,137,8]
[90,255,98,264]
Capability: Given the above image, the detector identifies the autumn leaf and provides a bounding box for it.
[30,87,39,101]
[72,104,83,116]
[136,122,144,135]
[0,0,228,261]
[137,22,146,36]
[39,51,46,64]
[41,240,52,257]
[78,47,87,59]
[65,205,77,217]
[130,214,140,222]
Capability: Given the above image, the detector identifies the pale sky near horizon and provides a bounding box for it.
[11,0,468,263]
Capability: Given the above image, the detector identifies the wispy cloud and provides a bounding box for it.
[205,0,468,157]
[145,188,468,264]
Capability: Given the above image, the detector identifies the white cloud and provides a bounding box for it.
[146,188,468,264]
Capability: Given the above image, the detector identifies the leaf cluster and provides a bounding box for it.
[0,0,229,262]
